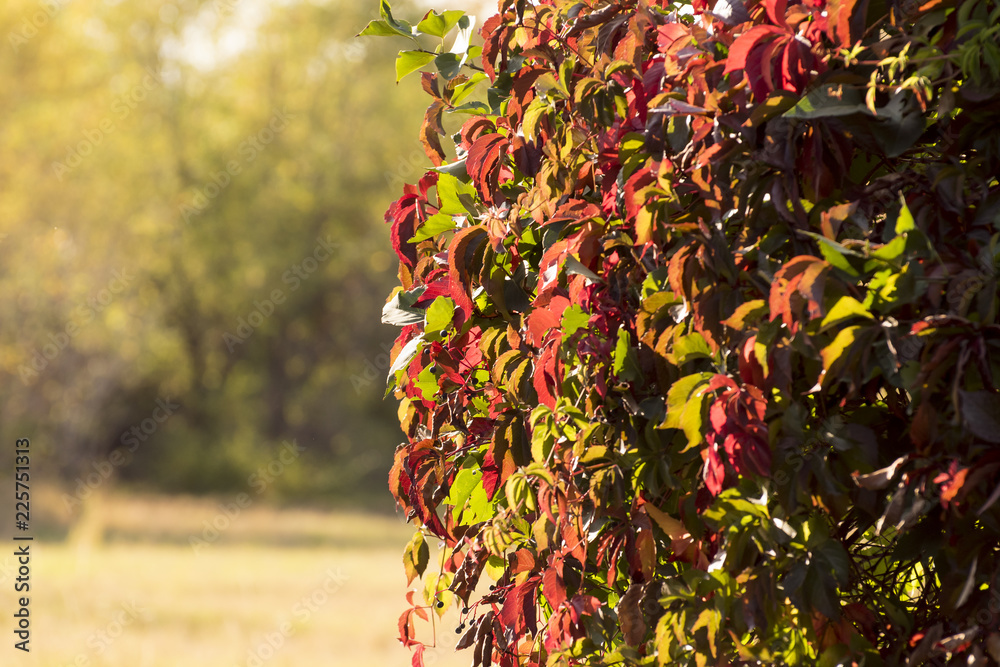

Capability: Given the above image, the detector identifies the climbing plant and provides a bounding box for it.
[368,0,1000,663]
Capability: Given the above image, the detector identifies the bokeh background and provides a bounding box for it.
[0,0,490,663]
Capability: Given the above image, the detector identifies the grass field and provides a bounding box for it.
[0,490,471,666]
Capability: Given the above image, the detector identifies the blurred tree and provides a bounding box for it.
[0,0,431,514]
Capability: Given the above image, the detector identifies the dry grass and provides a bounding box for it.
[0,490,471,666]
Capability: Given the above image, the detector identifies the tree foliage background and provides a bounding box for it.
[374,0,1000,664]
[0,0,435,507]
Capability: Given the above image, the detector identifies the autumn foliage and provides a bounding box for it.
[368,0,1000,664]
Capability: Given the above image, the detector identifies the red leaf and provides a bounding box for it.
[765,0,788,27]
[511,548,537,574]
[542,560,568,610]
[447,226,489,317]
[500,579,540,635]
[723,25,782,75]
[703,441,726,495]
[657,23,690,51]
[466,133,509,202]
[480,14,506,80]
[398,608,418,647]
[421,72,441,100]
[526,307,561,348]
[624,166,656,221]
[710,399,729,433]
[780,40,803,92]
[934,461,970,508]
[420,100,447,166]
[739,336,767,388]
[769,256,825,329]
[827,0,859,48]
[386,194,420,268]
[459,116,496,149]
[798,259,829,321]
[758,37,786,96]
[412,278,452,307]
[533,345,559,409]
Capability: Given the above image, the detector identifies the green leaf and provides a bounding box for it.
[817,643,851,667]
[797,230,863,277]
[662,373,714,449]
[612,328,642,381]
[959,390,1000,443]
[379,0,414,38]
[673,332,713,364]
[604,59,635,77]
[463,483,492,523]
[413,365,439,400]
[564,256,602,283]
[820,326,860,385]
[691,608,721,655]
[412,212,458,242]
[814,540,851,586]
[436,172,478,215]
[396,50,435,82]
[424,296,455,340]
[894,198,916,234]
[747,92,798,126]
[722,299,768,329]
[820,296,873,331]
[784,84,872,119]
[382,286,426,326]
[613,328,630,375]
[431,158,469,180]
[403,530,429,585]
[416,10,465,38]
[804,561,840,620]
[358,19,406,37]
[388,334,425,378]
[450,72,486,105]
[484,554,506,580]
[448,101,491,115]
[874,93,926,157]
[434,52,464,80]
[561,304,590,338]
[445,467,479,506]
[522,97,550,142]
[869,235,907,265]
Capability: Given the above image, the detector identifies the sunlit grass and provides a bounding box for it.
[0,491,469,666]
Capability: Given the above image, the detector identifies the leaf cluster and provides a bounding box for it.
[371,0,1000,664]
